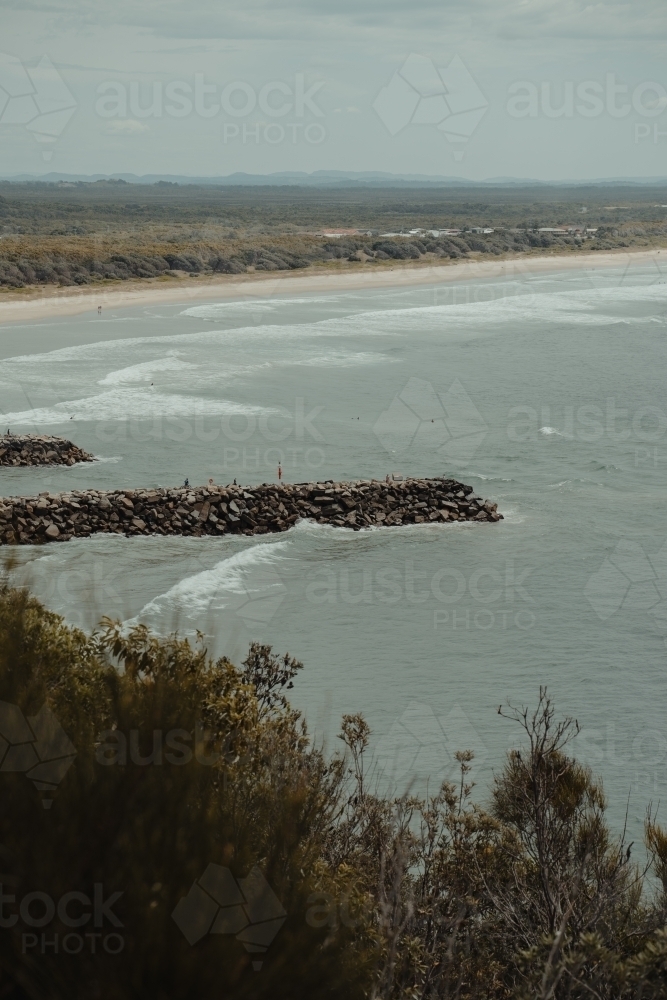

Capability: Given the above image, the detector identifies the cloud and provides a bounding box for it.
[1,0,664,180]
[3,0,666,44]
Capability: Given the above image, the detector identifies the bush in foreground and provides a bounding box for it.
[0,581,666,999]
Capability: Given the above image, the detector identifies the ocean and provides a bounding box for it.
[2,259,667,840]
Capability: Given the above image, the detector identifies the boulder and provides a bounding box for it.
[0,476,502,546]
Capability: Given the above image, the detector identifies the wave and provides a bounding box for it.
[0,336,388,407]
[98,355,197,386]
[539,426,569,437]
[2,277,665,433]
[125,539,290,630]
[2,388,278,426]
[292,351,389,368]
[588,461,620,472]
[496,507,525,523]
[182,295,338,319]
[469,473,514,482]
[6,279,667,374]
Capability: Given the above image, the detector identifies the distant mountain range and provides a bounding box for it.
[2,170,667,188]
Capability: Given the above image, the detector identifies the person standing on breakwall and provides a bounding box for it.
[278,463,282,481]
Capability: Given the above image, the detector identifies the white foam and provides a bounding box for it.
[183,302,278,319]
[539,426,569,437]
[2,277,665,434]
[125,539,290,629]
[0,332,385,400]
[470,473,513,482]
[4,280,664,391]
[2,388,277,426]
[182,296,337,319]
[292,351,389,368]
[98,355,197,386]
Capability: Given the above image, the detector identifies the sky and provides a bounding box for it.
[1,0,666,181]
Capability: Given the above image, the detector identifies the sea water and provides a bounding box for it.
[1,260,667,841]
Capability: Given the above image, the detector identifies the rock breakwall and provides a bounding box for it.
[0,477,502,546]
[0,435,93,468]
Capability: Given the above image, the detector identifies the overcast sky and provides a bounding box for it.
[1,0,666,180]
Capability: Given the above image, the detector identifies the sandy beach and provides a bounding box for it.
[0,247,664,325]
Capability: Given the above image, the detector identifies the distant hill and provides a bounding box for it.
[2,171,667,188]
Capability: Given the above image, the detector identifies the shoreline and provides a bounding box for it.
[0,246,664,325]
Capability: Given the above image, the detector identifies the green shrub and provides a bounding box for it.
[1,582,667,999]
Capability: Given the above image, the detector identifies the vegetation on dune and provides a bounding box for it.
[0,182,666,289]
[1,579,667,998]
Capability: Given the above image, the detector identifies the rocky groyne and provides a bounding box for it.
[0,477,502,546]
[0,435,93,468]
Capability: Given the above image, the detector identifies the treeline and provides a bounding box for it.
[1,580,667,999]
[0,227,638,288]
[3,181,667,231]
